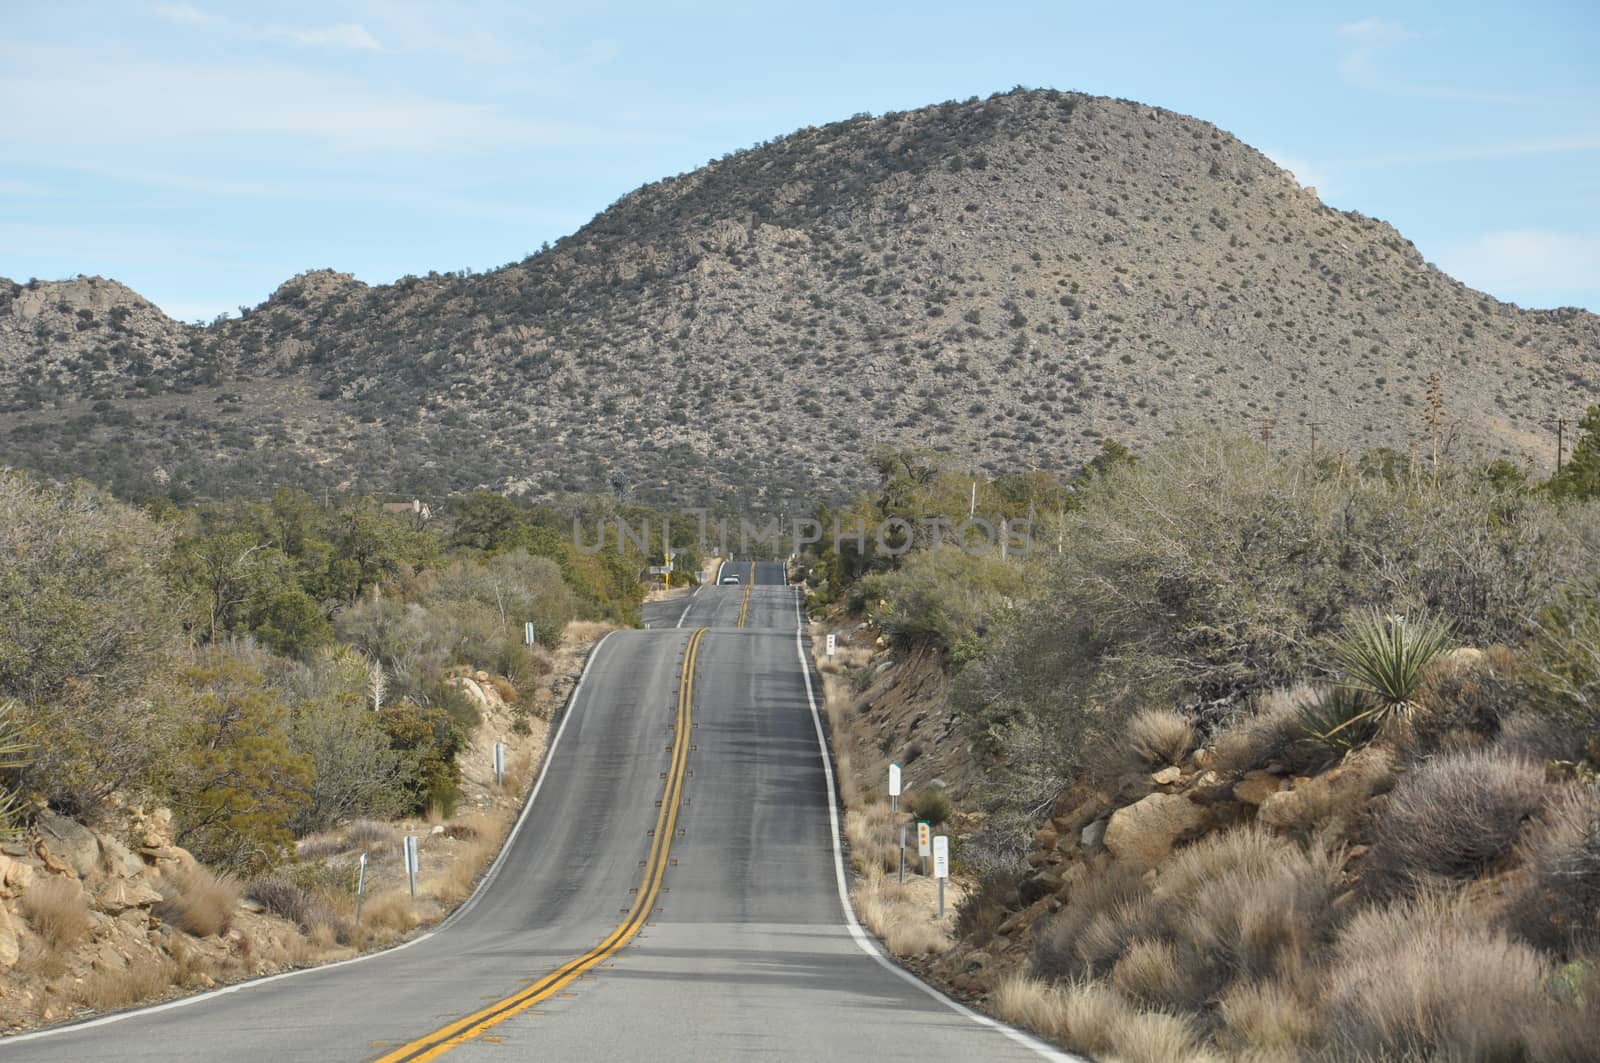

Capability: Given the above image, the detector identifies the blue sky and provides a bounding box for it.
[3,1,1596,321]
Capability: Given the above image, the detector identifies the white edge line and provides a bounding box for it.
[1,632,621,1048]
[789,591,1082,1063]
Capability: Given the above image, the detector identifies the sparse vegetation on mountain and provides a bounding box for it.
[3,90,1596,507]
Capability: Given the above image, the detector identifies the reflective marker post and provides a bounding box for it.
[898,824,907,884]
[917,821,932,877]
[404,835,419,899]
[355,852,369,926]
[933,835,950,918]
[524,621,536,647]
[888,763,901,814]
[494,741,506,788]
[825,633,836,657]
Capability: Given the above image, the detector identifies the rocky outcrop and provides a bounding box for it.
[1103,792,1211,870]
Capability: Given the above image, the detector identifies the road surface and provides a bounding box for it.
[3,563,1067,1062]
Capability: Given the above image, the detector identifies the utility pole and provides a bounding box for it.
[1257,417,1277,447]
[1307,420,1326,455]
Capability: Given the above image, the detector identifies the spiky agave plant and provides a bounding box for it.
[1323,610,1456,741]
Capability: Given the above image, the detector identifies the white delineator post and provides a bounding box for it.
[355,852,369,925]
[404,835,419,899]
[825,633,836,657]
[933,835,950,918]
[494,741,506,788]
[888,762,901,814]
[898,824,907,884]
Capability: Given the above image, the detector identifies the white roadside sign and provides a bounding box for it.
[825,633,836,657]
[932,835,949,879]
[888,763,902,798]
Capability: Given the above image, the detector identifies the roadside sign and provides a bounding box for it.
[493,741,506,787]
[933,835,949,879]
[825,633,836,657]
[404,835,420,899]
[888,763,902,797]
[917,821,931,857]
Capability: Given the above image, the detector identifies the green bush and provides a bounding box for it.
[909,788,953,826]
[866,545,1025,656]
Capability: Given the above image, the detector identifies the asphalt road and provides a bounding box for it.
[3,563,1068,1062]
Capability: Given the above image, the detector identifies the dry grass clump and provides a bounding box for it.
[1125,709,1194,771]
[994,974,1213,1063]
[360,891,420,935]
[21,876,92,951]
[1217,981,1320,1056]
[843,801,897,874]
[1037,826,1341,1023]
[1364,749,1546,897]
[155,863,241,937]
[1323,892,1550,1061]
[851,868,951,956]
[563,620,616,643]
[72,955,179,1012]
[245,873,352,942]
[431,808,510,905]
[1507,785,1600,954]
[953,871,1013,946]
[1212,686,1324,775]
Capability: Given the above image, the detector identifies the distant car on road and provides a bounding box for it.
[720,574,741,584]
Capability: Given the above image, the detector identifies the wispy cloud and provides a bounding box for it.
[152,3,383,52]
[1334,16,1544,105]
[1434,229,1600,308]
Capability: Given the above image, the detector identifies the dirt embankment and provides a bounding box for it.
[0,621,614,1035]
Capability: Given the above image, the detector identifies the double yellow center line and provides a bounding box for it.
[736,561,755,628]
[374,627,708,1062]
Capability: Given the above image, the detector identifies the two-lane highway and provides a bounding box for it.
[3,563,1069,1061]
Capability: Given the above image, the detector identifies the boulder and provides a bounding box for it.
[0,854,32,894]
[1103,793,1208,870]
[1258,746,1394,835]
[447,677,493,712]
[96,834,147,879]
[0,904,19,967]
[1080,818,1108,852]
[93,877,164,914]
[37,813,100,878]
[1234,770,1286,807]
[1152,766,1182,786]
[1032,825,1060,851]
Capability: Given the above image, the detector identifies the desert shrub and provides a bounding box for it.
[379,700,464,817]
[1406,646,1521,755]
[1526,591,1600,747]
[1035,863,1153,981]
[1364,749,1547,897]
[1507,786,1600,954]
[1324,893,1549,1061]
[155,863,241,937]
[1212,685,1326,775]
[955,438,1588,784]
[861,545,1025,655]
[344,819,402,851]
[953,871,1015,946]
[1124,709,1194,770]
[1153,826,1343,1005]
[21,877,91,950]
[165,652,313,875]
[908,788,952,826]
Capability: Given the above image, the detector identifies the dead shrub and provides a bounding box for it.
[21,877,92,951]
[343,819,401,852]
[245,873,350,942]
[155,863,241,937]
[1110,939,1189,1005]
[1507,785,1600,954]
[1364,749,1547,897]
[485,675,519,704]
[1528,957,1600,1063]
[993,973,1075,1042]
[359,891,419,935]
[1324,892,1548,1062]
[1125,709,1195,771]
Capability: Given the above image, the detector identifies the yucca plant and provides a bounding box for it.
[1298,686,1383,757]
[0,699,30,839]
[1325,611,1456,741]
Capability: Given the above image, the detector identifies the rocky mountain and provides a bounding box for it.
[3,88,1596,510]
